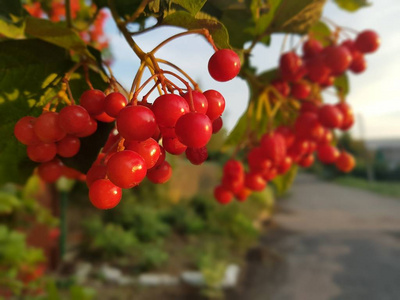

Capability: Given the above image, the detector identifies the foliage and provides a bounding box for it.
[80,181,274,273]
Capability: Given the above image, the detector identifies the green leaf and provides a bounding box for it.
[253,0,282,36]
[309,20,331,46]
[272,165,298,196]
[0,0,25,38]
[0,39,73,185]
[0,18,25,38]
[220,7,254,48]
[161,11,230,49]
[0,192,20,214]
[270,0,327,34]
[25,17,91,57]
[0,0,24,22]
[172,0,207,15]
[93,0,143,20]
[333,0,371,12]
[223,113,248,148]
[334,73,349,96]
[257,68,278,84]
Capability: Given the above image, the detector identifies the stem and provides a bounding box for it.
[63,78,76,105]
[108,0,147,61]
[125,0,153,23]
[134,73,161,100]
[130,61,146,100]
[65,0,72,28]
[83,64,94,90]
[150,29,218,54]
[280,34,289,54]
[143,81,161,102]
[156,58,199,90]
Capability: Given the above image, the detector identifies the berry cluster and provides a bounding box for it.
[213,29,379,204]
[14,47,241,210]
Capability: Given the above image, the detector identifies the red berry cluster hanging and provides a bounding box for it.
[85,46,240,209]
[14,27,241,210]
[214,28,379,204]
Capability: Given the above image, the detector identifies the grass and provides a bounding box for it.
[335,176,400,198]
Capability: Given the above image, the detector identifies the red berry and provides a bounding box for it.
[235,188,251,202]
[214,185,233,204]
[349,53,367,74]
[117,105,157,141]
[182,90,208,114]
[89,179,122,209]
[318,104,344,129]
[159,126,176,138]
[288,139,310,162]
[208,49,241,82]
[291,81,311,100]
[260,133,287,165]
[56,135,80,157]
[14,116,40,145]
[104,92,127,117]
[152,94,189,127]
[355,30,380,53]
[86,164,107,187]
[271,79,290,97]
[203,90,225,121]
[146,161,172,184]
[175,113,212,148]
[319,128,334,145]
[222,175,244,194]
[185,147,208,165]
[38,159,63,183]
[124,138,160,169]
[153,146,166,168]
[298,154,314,168]
[323,46,352,75]
[58,105,91,135]
[75,117,98,138]
[317,144,339,164]
[34,112,66,143]
[279,52,303,82]
[247,147,272,172]
[162,137,187,155]
[335,102,354,131]
[27,142,57,162]
[277,156,292,174]
[212,117,223,134]
[62,166,85,180]
[335,151,355,173]
[223,160,244,179]
[102,130,120,154]
[106,150,147,189]
[306,55,331,84]
[300,101,319,114]
[302,39,323,58]
[262,167,278,181]
[80,89,106,115]
[295,112,324,141]
[245,172,266,191]
[94,112,115,123]
[276,126,295,148]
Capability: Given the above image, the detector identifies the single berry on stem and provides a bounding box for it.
[208,49,241,82]
[89,179,122,210]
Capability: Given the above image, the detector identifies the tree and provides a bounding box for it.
[1,0,379,206]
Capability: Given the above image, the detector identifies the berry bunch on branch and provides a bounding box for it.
[1,0,379,208]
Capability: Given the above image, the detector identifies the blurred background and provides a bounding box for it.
[1,0,400,299]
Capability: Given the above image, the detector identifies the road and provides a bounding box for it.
[229,173,400,300]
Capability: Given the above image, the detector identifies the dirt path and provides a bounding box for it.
[229,173,400,300]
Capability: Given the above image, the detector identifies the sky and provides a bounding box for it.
[105,0,400,141]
